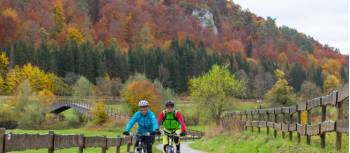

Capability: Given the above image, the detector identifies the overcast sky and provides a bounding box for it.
[233,0,349,55]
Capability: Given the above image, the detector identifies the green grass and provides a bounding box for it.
[187,125,210,132]
[191,128,349,153]
[61,109,79,120]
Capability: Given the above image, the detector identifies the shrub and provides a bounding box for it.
[18,103,45,129]
[73,76,95,97]
[91,101,108,125]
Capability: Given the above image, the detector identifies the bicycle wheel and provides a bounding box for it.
[165,144,174,153]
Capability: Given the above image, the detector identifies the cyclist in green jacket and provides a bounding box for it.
[157,100,187,153]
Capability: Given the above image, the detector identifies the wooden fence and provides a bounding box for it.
[0,128,203,153]
[220,90,349,150]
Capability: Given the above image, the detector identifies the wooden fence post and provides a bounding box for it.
[101,136,107,153]
[297,111,301,143]
[274,112,277,138]
[289,113,293,140]
[336,91,342,150]
[320,97,327,148]
[250,112,254,132]
[282,112,286,139]
[258,111,261,134]
[48,131,55,153]
[126,136,131,153]
[0,128,5,153]
[116,138,122,153]
[78,134,85,153]
[306,107,311,145]
[267,113,270,135]
[245,112,248,131]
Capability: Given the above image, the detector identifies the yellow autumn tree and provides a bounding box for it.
[161,40,172,50]
[67,26,85,45]
[53,0,65,32]
[5,64,66,94]
[323,75,340,93]
[264,69,298,106]
[36,89,57,108]
[322,59,341,79]
[277,52,288,66]
[275,68,285,79]
[121,79,163,115]
[91,101,108,125]
[22,64,52,92]
[0,52,9,93]
[0,52,9,77]
[5,66,25,93]
[2,8,17,19]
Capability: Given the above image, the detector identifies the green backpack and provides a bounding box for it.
[162,110,180,130]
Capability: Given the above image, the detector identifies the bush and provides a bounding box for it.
[91,101,108,125]
[73,76,95,97]
[0,103,17,128]
[18,103,45,129]
[59,109,85,128]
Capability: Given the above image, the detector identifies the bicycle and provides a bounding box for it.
[125,132,159,153]
[162,131,179,153]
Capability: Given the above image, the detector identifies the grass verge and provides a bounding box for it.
[191,128,349,153]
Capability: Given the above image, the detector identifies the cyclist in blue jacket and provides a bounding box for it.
[123,100,159,153]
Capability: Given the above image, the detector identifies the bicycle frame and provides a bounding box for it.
[132,133,151,153]
[163,131,178,153]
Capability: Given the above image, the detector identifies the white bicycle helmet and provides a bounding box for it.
[138,100,149,107]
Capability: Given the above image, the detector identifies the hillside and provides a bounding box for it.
[0,0,348,95]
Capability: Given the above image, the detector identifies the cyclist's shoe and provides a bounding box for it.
[123,131,130,135]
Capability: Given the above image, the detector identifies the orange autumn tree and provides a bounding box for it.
[122,79,163,115]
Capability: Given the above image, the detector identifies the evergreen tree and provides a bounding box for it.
[246,40,253,57]
[36,41,51,72]
[289,64,306,91]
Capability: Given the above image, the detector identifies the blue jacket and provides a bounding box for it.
[124,109,159,134]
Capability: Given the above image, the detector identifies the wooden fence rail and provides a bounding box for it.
[220,90,349,150]
[0,129,203,153]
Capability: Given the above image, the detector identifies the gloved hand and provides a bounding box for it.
[180,131,186,136]
[151,129,161,135]
[156,129,161,135]
[123,131,130,135]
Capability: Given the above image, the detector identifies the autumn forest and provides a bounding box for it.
[0,0,348,98]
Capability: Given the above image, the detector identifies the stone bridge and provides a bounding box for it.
[50,98,121,117]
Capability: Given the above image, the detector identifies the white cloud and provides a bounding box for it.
[233,0,348,54]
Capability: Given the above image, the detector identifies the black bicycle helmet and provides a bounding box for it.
[165,100,174,107]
